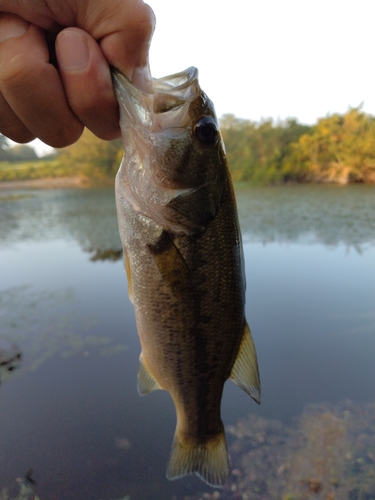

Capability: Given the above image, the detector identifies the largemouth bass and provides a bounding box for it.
[113,67,260,487]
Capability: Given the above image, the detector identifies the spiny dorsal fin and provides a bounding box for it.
[167,428,229,487]
[230,321,261,404]
[137,354,162,395]
[123,247,134,304]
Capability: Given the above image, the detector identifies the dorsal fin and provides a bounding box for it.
[230,321,261,404]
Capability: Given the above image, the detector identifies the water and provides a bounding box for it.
[0,185,374,499]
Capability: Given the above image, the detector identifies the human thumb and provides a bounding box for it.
[93,0,155,92]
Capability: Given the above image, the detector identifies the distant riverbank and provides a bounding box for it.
[0,177,89,190]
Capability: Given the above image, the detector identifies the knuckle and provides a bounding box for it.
[0,123,35,143]
[137,3,156,40]
[0,52,39,94]
[45,123,84,149]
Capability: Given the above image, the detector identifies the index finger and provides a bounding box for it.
[84,1,155,91]
[0,14,83,147]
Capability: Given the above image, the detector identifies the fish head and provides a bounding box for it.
[113,67,228,234]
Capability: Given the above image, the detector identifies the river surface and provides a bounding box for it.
[0,184,374,499]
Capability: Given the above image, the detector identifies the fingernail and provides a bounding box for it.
[57,30,89,71]
[0,14,29,43]
[132,65,153,93]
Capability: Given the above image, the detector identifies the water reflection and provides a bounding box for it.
[0,340,21,387]
[0,188,122,254]
[88,248,123,262]
[0,285,127,377]
[1,185,374,254]
[236,184,375,248]
[0,185,374,499]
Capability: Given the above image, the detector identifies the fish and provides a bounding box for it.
[113,67,260,487]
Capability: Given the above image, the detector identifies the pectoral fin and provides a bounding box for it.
[123,247,133,304]
[230,322,261,404]
[148,231,190,297]
[137,353,162,395]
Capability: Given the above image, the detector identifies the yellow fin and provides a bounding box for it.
[167,429,229,487]
[230,322,261,404]
[148,231,190,297]
[137,354,162,395]
[123,247,133,304]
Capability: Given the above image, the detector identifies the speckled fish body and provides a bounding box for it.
[113,67,260,487]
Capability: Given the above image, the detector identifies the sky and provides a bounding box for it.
[33,0,375,154]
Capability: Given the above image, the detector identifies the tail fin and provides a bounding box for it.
[166,430,229,487]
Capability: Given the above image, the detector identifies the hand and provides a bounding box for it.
[0,0,155,147]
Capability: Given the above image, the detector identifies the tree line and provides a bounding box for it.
[0,136,38,162]
[220,107,375,184]
[1,107,375,184]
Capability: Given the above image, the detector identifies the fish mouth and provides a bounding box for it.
[113,67,201,115]
[152,67,199,96]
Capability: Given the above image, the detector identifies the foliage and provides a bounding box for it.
[0,135,38,162]
[0,134,9,161]
[220,114,310,184]
[7,145,38,162]
[285,107,375,183]
[0,129,122,182]
[1,108,375,185]
[0,160,74,182]
[57,128,122,180]
[221,108,375,185]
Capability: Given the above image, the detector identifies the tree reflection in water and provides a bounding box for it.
[0,340,21,386]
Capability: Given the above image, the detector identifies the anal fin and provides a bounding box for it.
[137,353,162,395]
[230,321,261,404]
[167,428,229,487]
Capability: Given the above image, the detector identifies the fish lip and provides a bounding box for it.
[152,66,199,93]
[112,69,145,102]
[113,67,200,107]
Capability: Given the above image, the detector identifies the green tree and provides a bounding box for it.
[6,144,38,162]
[287,108,375,183]
[57,128,122,180]
[0,134,9,161]
[220,115,310,184]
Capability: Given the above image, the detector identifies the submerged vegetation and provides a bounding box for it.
[1,108,374,186]
[0,480,40,500]
[187,401,375,500]
[1,402,373,500]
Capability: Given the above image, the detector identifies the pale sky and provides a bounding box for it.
[33,0,375,154]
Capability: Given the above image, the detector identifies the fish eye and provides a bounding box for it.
[194,116,218,145]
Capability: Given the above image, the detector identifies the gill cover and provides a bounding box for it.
[113,67,226,235]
